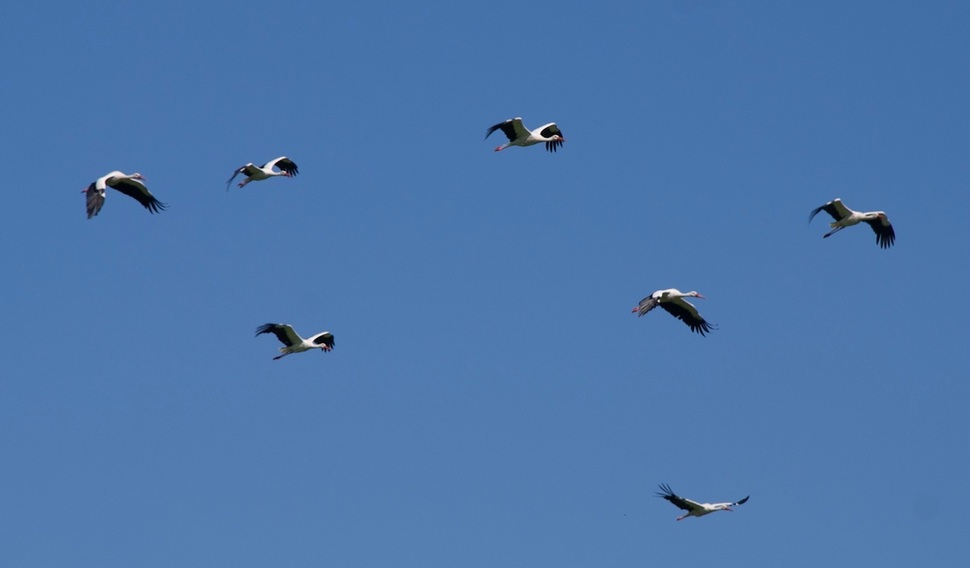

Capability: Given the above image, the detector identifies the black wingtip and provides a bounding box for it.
[691,321,717,336]
[808,206,821,223]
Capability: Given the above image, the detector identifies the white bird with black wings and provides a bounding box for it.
[485,117,565,152]
[809,198,895,249]
[83,171,166,219]
[256,323,334,360]
[227,156,299,190]
[656,484,749,521]
[632,289,715,336]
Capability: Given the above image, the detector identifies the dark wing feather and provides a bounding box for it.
[656,484,698,512]
[485,119,518,142]
[255,323,301,347]
[84,183,104,219]
[660,299,715,336]
[487,118,532,142]
[809,202,841,223]
[539,124,562,138]
[734,495,750,506]
[226,165,249,190]
[635,296,660,317]
[809,199,848,223]
[539,124,563,152]
[312,332,335,350]
[865,216,895,249]
[275,158,299,177]
[107,179,166,214]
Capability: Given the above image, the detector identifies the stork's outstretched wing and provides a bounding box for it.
[656,484,702,513]
[660,298,715,336]
[107,178,166,213]
[256,323,303,347]
[809,198,851,222]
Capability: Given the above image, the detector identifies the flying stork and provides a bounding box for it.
[226,156,299,190]
[632,289,715,336]
[485,117,565,152]
[83,171,166,219]
[809,198,895,249]
[255,323,334,360]
[656,483,749,521]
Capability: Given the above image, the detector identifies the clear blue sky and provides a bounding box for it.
[3,1,969,566]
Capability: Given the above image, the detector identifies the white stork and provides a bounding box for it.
[656,484,749,521]
[256,323,334,360]
[226,156,299,190]
[632,289,715,336]
[809,198,895,249]
[83,171,166,219]
[485,117,565,152]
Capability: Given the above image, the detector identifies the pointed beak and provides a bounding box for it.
[695,293,706,300]
[631,306,639,313]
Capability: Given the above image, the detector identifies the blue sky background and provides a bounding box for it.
[3,1,969,566]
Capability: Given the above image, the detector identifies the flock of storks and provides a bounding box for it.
[84,116,897,520]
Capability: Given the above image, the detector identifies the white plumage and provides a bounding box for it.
[227,156,299,190]
[256,323,335,360]
[809,198,895,249]
[83,171,166,219]
[632,289,715,336]
[485,117,565,152]
[656,484,749,521]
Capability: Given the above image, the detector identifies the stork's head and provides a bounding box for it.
[131,172,146,181]
[688,291,705,300]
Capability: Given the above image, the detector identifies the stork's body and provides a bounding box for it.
[632,289,715,336]
[809,198,895,248]
[656,484,749,521]
[485,117,565,152]
[255,323,334,360]
[83,171,166,219]
[227,156,299,190]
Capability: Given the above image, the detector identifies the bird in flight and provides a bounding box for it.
[656,484,749,521]
[227,156,299,190]
[485,117,565,152]
[83,171,166,219]
[809,198,895,249]
[255,323,334,360]
[632,289,715,336]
